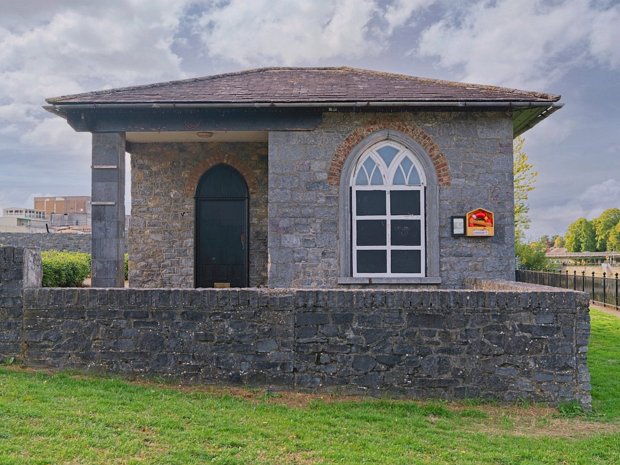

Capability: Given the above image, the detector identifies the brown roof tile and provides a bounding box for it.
[46,67,560,105]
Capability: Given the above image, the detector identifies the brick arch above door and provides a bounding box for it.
[327,120,451,187]
[185,153,259,197]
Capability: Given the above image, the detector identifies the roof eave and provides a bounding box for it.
[45,99,559,111]
[44,100,562,137]
[512,102,563,138]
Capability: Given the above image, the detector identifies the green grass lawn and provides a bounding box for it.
[1,309,619,465]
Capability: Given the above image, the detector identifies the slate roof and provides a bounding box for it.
[47,67,560,105]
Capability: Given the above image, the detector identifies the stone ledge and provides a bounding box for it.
[338,277,442,285]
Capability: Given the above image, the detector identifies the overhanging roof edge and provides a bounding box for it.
[44,100,559,112]
[513,103,563,138]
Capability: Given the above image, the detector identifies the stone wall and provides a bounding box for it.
[126,111,513,289]
[128,142,268,288]
[1,246,591,406]
[0,246,40,359]
[15,285,590,407]
[268,111,515,288]
[0,232,91,253]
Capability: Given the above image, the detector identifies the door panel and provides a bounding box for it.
[196,199,248,287]
[195,165,249,288]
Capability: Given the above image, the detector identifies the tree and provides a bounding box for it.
[564,218,596,252]
[552,234,565,248]
[593,208,620,251]
[608,221,620,252]
[515,240,551,270]
[513,136,538,243]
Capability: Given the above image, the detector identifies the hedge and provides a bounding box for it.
[41,251,129,287]
[41,251,91,287]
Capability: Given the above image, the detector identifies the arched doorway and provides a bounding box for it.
[195,164,249,287]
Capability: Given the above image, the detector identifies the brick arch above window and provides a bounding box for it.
[185,153,259,197]
[328,120,451,187]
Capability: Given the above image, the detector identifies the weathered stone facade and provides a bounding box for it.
[128,142,268,288]
[0,246,40,359]
[1,246,592,407]
[126,111,513,289]
[268,111,514,288]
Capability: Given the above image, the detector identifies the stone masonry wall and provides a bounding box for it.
[0,246,40,359]
[3,247,590,406]
[18,285,590,407]
[0,232,91,253]
[268,111,515,288]
[128,142,268,288]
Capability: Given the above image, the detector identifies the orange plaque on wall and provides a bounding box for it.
[466,208,494,237]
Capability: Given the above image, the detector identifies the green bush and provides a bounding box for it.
[42,250,91,287]
[124,253,129,281]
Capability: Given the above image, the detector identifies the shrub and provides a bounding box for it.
[124,253,129,281]
[42,250,91,287]
[515,240,553,271]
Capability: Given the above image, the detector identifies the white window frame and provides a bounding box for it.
[351,142,427,278]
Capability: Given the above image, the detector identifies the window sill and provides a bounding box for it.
[338,277,442,285]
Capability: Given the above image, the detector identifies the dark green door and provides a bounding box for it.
[195,165,249,288]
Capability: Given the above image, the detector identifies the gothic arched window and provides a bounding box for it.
[351,141,426,277]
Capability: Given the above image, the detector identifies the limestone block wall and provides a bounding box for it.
[19,286,590,407]
[0,232,91,253]
[268,111,515,288]
[128,142,268,288]
[0,246,592,407]
[0,246,40,359]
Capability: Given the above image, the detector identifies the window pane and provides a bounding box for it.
[357,220,386,246]
[407,167,421,185]
[391,220,421,246]
[363,157,377,175]
[390,190,420,215]
[357,250,387,273]
[355,169,368,185]
[370,169,384,185]
[393,168,406,185]
[377,145,399,167]
[399,157,413,177]
[356,190,386,215]
[391,250,422,273]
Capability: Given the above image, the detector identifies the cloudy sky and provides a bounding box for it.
[1,0,618,240]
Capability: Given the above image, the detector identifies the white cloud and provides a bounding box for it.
[383,0,436,33]
[0,1,192,211]
[578,179,620,213]
[0,0,190,149]
[21,117,91,157]
[418,0,620,89]
[193,0,433,66]
[589,5,620,68]
[528,179,620,238]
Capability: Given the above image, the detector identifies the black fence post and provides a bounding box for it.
[616,273,618,309]
[582,271,585,292]
[603,272,607,306]
[573,270,577,290]
[592,272,595,301]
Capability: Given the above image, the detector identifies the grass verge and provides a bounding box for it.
[0,309,618,464]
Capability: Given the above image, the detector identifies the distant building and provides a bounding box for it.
[50,212,90,231]
[34,196,91,216]
[0,208,47,233]
[34,196,91,231]
[2,208,46,220]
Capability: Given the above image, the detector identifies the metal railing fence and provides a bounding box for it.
[516,269,620,310]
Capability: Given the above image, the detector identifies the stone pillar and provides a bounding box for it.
[91,133,125,287]
[0,246,40,359]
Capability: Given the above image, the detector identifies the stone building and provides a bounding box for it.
[45,67,561,288]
